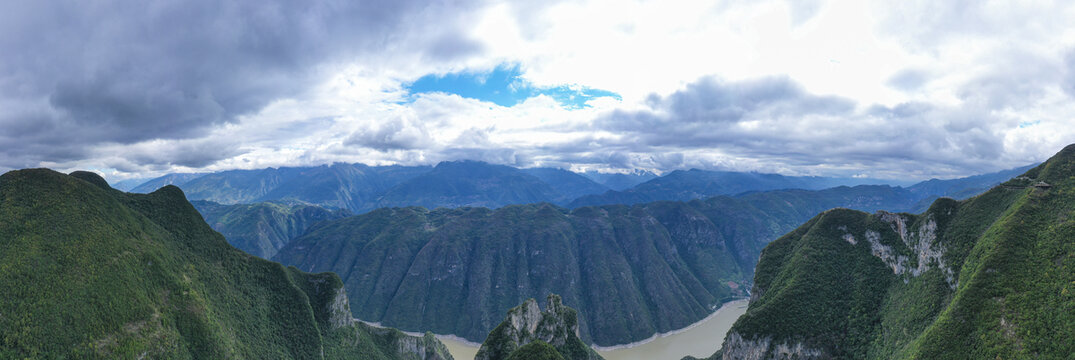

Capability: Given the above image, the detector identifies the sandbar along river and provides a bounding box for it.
[436,299,749,360]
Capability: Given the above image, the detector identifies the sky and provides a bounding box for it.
[1,0,1074,182]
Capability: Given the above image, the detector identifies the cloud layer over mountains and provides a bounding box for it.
[1,0,1072,181]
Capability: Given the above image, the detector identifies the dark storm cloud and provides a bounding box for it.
[600,76,855,147]
[0,0,485,167]
[586,75,1014,178]
[956,51,1059,110]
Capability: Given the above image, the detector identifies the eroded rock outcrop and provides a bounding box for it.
[475,294,602,360]
[720,332,824,360]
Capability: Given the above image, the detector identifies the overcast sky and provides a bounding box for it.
[2,0,1074,181]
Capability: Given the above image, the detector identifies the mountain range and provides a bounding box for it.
[569,165,1034,208]
[706,146,1075,359]
[0,169,453,359]
[123,161,1033,217]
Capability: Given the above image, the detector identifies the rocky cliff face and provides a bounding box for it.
[475,295,602,360]
[719,332,824,360]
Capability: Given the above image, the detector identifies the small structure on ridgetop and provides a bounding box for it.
[1032,181,1052,189]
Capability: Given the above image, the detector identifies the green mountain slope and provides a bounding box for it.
[0,169,452,360]
[191,200,351,259]
[714,145,1075,359]
[475,295,602,360]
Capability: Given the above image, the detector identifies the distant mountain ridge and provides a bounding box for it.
[568,166,1034,208]
[125,161,1032,216]
[129,161,608,213]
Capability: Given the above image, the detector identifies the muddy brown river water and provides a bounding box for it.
[435,299,749,360]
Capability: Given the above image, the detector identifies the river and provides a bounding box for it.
[435,299,749,360]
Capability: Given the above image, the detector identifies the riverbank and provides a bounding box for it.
[408,298,749,360]
[356,319,482,359]
[591,299,748,351]
[593,299,748,360]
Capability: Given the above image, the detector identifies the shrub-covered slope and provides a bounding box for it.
[0,169,452,360]
[715,145,1075,359]
[191,200,351,259]
[475,295,602,360]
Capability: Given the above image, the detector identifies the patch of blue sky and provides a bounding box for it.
[1018,120,1041,128]
[405,64,620,109]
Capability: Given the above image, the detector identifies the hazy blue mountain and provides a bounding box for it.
[569,169,884,208]
[130,162,599,213]
[108,177,150,192]
[370,161,564,211]
[907,163,1037,200]
[520,167,609,203]
[256,163,431,211]
[580,170,658,191]
[569,165,1034,208]
[179,167,311,204]
[129,172,206,193]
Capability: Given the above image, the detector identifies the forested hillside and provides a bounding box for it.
[0,169,452,360]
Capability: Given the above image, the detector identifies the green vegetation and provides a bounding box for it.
[505,341,565,360]
[0,169,452,359]
[475,295,602,360]
[715,145,1075,359]
[192,200,350,258]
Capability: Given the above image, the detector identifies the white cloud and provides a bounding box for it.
[5,0,1075,182]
